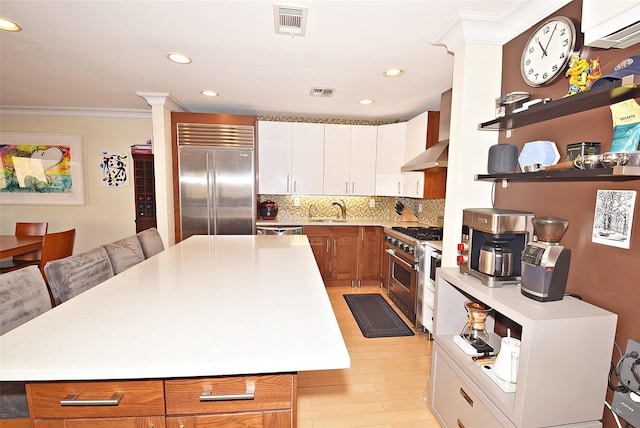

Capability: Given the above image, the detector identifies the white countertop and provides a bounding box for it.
[0,235,350,381]
[256,218,428,228]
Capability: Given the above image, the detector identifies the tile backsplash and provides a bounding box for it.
[259,195,445,226]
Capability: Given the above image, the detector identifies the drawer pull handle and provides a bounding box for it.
[200,382,255,401]
[457,418,466,428]
[60,392,124,406]
[459,387,473,407]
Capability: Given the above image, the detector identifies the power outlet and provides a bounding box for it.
[369,198,375,208]
[293,197,300,207]
[619,339,640,394]
[418,203,423,213]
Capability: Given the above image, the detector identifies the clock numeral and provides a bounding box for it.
[562,38,569,47]
[525,58,531,66]
[528,46,534,54]
[542,72,549,80]
[559,28,566,36]
[552,64,558,73]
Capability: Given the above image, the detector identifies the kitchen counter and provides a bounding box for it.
[257,217,428,228]
[257,218,443,251]
[0,235,350,381]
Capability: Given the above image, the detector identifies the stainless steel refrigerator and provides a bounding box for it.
[177,123,256,239]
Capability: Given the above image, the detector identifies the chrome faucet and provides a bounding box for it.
[332,199,347,220]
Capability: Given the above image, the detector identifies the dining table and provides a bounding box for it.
[0,235,43,259]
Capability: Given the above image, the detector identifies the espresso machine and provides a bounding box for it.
[458,208,534,287]
[521,217,571,302]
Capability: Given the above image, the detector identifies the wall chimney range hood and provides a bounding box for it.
[401,139,448,171]
[401,88,452,172]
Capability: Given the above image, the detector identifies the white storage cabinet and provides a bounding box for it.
[430,267,617,428]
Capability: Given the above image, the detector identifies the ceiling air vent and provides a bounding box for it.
[310,87,335,97]
[274,4,308,37]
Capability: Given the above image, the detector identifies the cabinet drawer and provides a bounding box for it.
[167,411,292,428]
[165,374,294,415]
[27,381,165,419]
[34,416,166,428]
[431,347,512,428]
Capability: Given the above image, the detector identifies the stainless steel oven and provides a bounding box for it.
[385,240,419,326]
[384,226,443,332]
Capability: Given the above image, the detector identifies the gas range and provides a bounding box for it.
[384,226,443,259]
[384,225,443,334]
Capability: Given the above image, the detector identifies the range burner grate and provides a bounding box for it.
[392,226,443,241]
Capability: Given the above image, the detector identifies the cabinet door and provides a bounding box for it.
[323,124,351,195]
[330,227,359,283]
[403,172,424,198]
[375,123,405,196]
[350,125,377,196]
[291,122,324,195]
[358,226,382,285]
[307,235,331,281]
[424,169,447,199]
[258,121,291,194]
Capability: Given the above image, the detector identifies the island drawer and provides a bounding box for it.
[27,380,165,419]
[165,374,294,415]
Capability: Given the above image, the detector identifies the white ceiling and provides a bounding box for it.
[0,1,565,122]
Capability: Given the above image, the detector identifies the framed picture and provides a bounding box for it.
[0,132,85,205]
[592,189,636,249]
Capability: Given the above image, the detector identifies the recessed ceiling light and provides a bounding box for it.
[0,17,22,32]
[360,99,374,105]
[201,90,219,97]
[167,52,192,64]
[383,68,405,77]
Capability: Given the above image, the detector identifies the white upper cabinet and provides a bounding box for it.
[258,121,324,195]
[403,112,427,198]
[258,121,291,194]
[324,124,377,196]
[375,122,406,196]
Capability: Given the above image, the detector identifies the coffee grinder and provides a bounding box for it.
[521,217,571,302]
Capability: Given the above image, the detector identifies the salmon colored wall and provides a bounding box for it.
[495,2,639,426]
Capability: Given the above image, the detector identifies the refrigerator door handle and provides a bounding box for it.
[208,152,216,236]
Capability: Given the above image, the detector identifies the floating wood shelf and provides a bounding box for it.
[479,75,640,131]
[476,166,640,182]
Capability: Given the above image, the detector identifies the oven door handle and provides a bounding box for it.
[386,248,417,271]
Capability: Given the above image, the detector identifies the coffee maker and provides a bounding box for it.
[521,217,571,302]
[458,208,534,287]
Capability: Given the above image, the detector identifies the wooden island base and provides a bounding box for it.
[27,374,297,428]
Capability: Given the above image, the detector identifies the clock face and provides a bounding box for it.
[521,16,576,87]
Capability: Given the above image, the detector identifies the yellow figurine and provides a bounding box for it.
[564,56,590,97]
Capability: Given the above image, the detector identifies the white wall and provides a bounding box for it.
[0,113,153,253]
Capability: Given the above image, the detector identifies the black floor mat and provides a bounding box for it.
[343,293,414,338]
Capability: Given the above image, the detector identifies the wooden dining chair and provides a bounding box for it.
[0,222,48,273]
[36,228,76,293]
[0,265,53,419]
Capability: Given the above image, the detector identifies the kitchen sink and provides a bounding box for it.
[309,218,346,223]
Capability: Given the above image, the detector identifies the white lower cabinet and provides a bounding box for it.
[432,345,513,428]
[430,268,616,428]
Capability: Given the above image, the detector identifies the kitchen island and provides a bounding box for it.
[0,235,350,427]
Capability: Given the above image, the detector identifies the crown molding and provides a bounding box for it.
[431,0,572,53]
[0,106,151,119]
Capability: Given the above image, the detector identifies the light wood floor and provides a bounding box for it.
[297,286,442,428]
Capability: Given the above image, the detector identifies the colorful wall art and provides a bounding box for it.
[0,133,85,205]
[99,152,129,187]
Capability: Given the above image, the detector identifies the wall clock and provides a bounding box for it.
[521,16,576,87]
